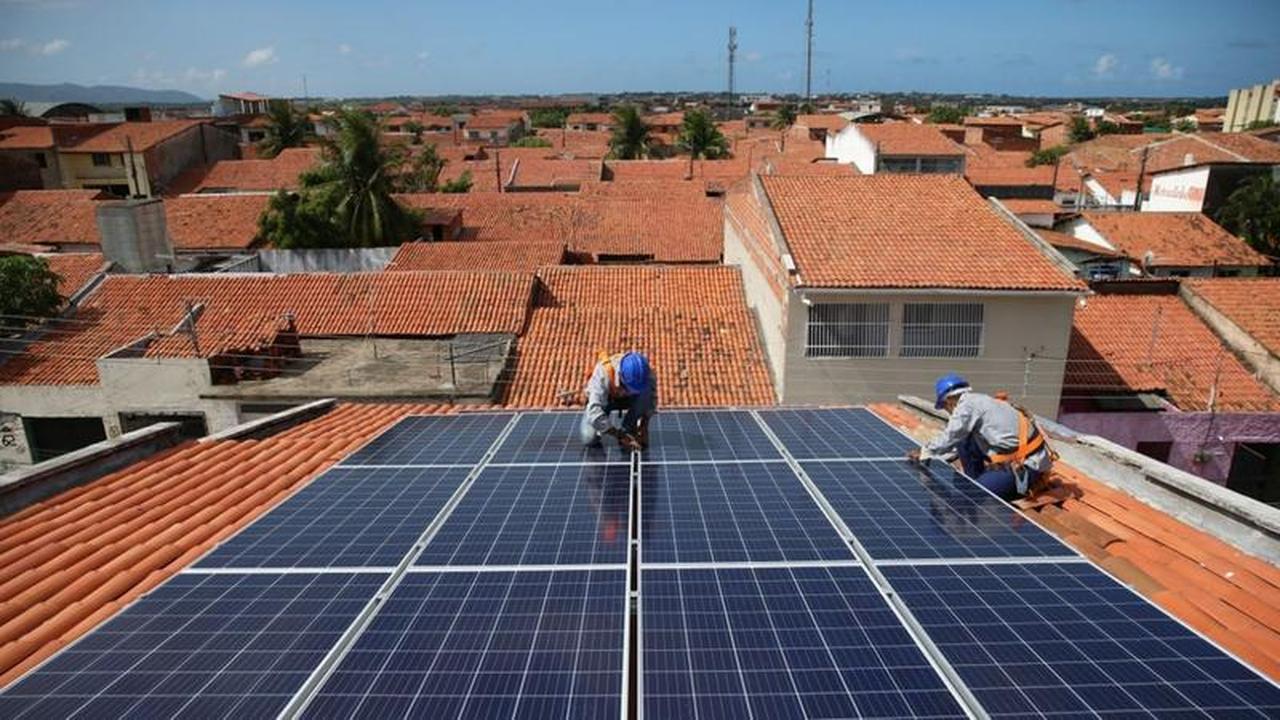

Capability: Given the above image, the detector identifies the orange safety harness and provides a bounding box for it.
[986,399,1058,495]
[596,349,626,393]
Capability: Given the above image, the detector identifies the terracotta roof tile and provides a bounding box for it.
[0,190,102,246]
[0,125,54,150]
[566,112,613,126]
[164,195,268,250]
[760,175,1085,291]
[1081,212,1269,268]
[795,114,849,131]
[1000,198,1060,215]
[854,123,963,156]
[532,129,612,158]
[1183,278,1280,358]
[466,110,527,130]
[1066,293,1279,411]
[386,240,565,272]
[40,252,108,298]
[169,147,320,195]
[504,156,602,189]
[58,121,205,153]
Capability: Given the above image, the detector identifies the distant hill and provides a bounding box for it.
[0,82,205,106]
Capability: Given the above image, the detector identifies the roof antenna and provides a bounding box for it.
[805,0,815,101]
[727,27,737,101]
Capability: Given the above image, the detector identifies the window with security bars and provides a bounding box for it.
[901,303,984,357]
[806,303,890,357]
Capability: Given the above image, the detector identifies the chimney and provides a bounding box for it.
[95,198,174,273]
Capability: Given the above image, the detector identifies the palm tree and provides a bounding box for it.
[312,110,418,246]
[398,143,446,192]
[771,104,797,131]
[609,106,652,160]
[0,98,27,117]
[257,100,309,158]
[1215,175,1280,258]
[677,109,730,160]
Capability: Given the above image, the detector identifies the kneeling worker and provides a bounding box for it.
[907,373,1052,500]
[579,350,656,451]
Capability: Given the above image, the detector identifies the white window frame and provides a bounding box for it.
[900,302,984,358]
[805,302,891,358]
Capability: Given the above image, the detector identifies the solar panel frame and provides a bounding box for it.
[642,410,783,463]
[302,568,628,720]
[758,407,918,460]
[414,463,633,567]
[489,411,629,465]
[883,561,1280,718]
[0,571,387,720]
[338,413,515,467]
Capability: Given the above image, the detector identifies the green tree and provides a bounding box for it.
[1094,119,1121,136]
[677,109,730,159]
[0,98,27,117]
[771,104,797,130]
[511,136,553,148]
[440,170,473,193]
[0,255,63,330]
[1246,119,1278,130]
[258,100,309,159]
[529,108,570,128]
[608,105,652,160]
[1068,117,1096,143]
[403,120,425,144]
[1172,119,1197,133]
[926,105,966,124]
[431,104,460,117]
[1214,175,1280,258]
[398,144,447,192]
[1026,145,1069,168]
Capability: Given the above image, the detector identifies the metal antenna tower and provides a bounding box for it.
[805,0,814,100]
[727,26,738,98]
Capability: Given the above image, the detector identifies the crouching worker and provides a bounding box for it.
[907,373,1053,500]
[579,350,657,452]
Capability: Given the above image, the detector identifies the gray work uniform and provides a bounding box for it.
[924,391,1051,473]
[578,360,657,445]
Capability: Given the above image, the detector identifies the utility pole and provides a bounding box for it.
[727,26,738,100]
[805,0,814,102]
[1132,145,1149,211]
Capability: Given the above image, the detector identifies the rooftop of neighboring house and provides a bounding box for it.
[531,128,612,158]
[466,110,527,130]
[565,112,613,125]
[1182,277,1280,359]
[1069,132,1280,183]
[960,142,1073,190]
[643,111,686,126]
[1066,290,1279,412]
[168,147,321,195]
[963,115,1025,127]
[998,198,1061,215]
[39,252,109,299]
[385,240,566,273]
[794,113,849,131]
[1079,211,1270,268]
[604,158,751,184]
[753,174,1085,291]
[502,155,603,189]
[57,120,205,154]
[853,122,964,156]
[504,264,775,407]
[1033,228,1125,258]
[0,189,102,246]
[163,194,270,251]
[220,91,269,101]
[0,125,55,151]
[0,271,535,386]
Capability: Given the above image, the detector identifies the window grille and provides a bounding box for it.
[806,303,890,357]
[901,303,983,357]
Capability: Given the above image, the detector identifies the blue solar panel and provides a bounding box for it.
[305,569,625,719]
[759,408,917,459]
[416,464,630,567]
[197,466,472,569]
[802,460,1070,560]
[0,572,384,720]
[490,412,626,464]
[643,565,966,719]
[643,411,781,462]
[642,461,851,563]
[340,413,512,466]
[884,562,1280,718]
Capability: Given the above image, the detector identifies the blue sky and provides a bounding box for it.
[2,0,1277,99]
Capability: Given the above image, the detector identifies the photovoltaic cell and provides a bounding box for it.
[304,569,625,720]
[643,411,781,463]
[642,565,965,720]
[759,408,917,460]
[490,412,626,465]
[197,466,472,569]
[802,459,1069,560]
[884,562,1280,718]
[416,464,631,567]
[0,572,385,720]
[641,461,851,563]
[340,413,512,466]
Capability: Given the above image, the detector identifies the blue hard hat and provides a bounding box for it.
[934,373,969,409]
[618,352,652,394]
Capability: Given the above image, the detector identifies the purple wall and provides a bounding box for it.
[1058,411,1280,485]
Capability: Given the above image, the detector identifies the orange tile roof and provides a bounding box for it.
[0,272,534,385]
[1069,133,1280,184]
[760,158,859,177]
[164,195,268,250]
[40,252,108,299]
[578,179,713,200]
[566,112,613,126]
[169,147,320,194]
[505,156,602,188]
[855,123,963,156]
[386,240,565,272]
[999,198,1060,215]
[963,115,1024,127]
[466,110,527,130]
[1183,278,1280,359]
[0,190,102,246]
[1034,229,1123,258]
[58,120,205,153]
[532,129,612,158]
[1066,293,1279,411]
[759,175,1085,291]
[504,266,775,407]
[605,159,751,184]
[870,403,1280,681]
[0,125,54,150]
[1081,212,1269,268]
[795,114,849,131]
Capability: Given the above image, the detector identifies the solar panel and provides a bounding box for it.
[340,413,512,466]
[643,565,966,719]
[415,464,631,567]
[304,569,625,719]
[642,411,781,463]
[0,572,384,720]
[759,408,917,459]
[802,459,1071,560]
[884,562,1280,718]
[641,461,851,563]
[197,466,472,569]
[490,412,627,464]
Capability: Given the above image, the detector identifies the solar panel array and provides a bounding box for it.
[4,407,1278,720]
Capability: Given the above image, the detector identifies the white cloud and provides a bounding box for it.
[37,38,68,55]
[1150,57,1184,80]
[184,67,227,84]
[338,43,352,55]
[0,38,24,51]
[242,46,276,68]
[416,50,429,61]
[1093,53,1117,77]
[745,50,762,62]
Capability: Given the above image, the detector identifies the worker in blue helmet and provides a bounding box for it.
[907,373,1054,500]
[579,350,658,451]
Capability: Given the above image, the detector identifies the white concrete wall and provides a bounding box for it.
[723,214,789,393]
[826,125,877,174]
[1145,166,1210,212]
[1062,218,1117,251]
